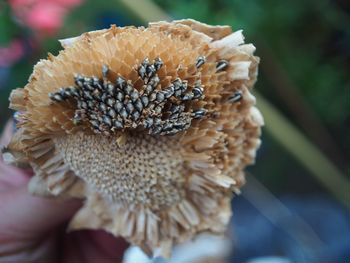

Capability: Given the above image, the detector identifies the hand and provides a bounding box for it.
[0,121,129,263]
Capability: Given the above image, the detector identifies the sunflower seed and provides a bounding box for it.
[106,97,115,107]
[216,60,229,71]
[108,108,117,118]
[114,101,123,112]
[116,91,124,101]
[49,93,64,102]
[196,56,206,68]
[228,91,242,103]
[102,65,109,78]
[120,108,128,119]
[130,90,139,102]
[156,92,165,102]
[192,108,206,119]
[126,102,134,113]
[103,115,112,127]
[141,96,149,107]
[113,120,123,129]
[116,77,126,88]
[138,65,146,79]
[192,86,203,99]
[132,111,140,121]
[154,57,163,71]
[134,99,143,112]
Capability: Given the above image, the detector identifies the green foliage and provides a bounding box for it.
[0,3,20,45]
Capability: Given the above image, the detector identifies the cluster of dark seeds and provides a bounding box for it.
[49,57,207,136]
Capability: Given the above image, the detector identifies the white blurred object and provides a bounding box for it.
[123,246,151,263]
[123,234,231,263]
[246,256,292,263]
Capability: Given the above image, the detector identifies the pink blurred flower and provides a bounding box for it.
[54,0,83,8]
[0,40,25,67]
[9,0,36,8]
[9,0,83,36]
[9,0,82,8]
[26,3,66,35]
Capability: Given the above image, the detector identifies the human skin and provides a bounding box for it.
[0,121,128,263]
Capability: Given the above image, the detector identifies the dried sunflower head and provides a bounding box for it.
[4,19,263,258]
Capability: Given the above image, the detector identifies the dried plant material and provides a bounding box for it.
[4,19,263,258]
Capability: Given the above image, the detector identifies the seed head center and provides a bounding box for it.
[55,132,185,209]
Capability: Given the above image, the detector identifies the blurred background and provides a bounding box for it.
[0,0,349,262]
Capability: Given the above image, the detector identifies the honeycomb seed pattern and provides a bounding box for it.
[49,57,207,136]
[55,132,184,209]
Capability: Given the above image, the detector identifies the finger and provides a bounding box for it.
[0,119,14,148]
[63,230,129,263]
[1,120,81,236]
[0,163,29,191]
[0,184,81,240]
[0,119,33,189]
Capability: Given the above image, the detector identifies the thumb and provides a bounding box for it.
[0,181,81,239]
[0,119,81,239]
[0,172,81,263]
[0,119,82,262]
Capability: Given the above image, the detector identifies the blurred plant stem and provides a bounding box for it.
[258,40,348,171]
[119,0,171,22]
[256,93,350,210]
[120,0,350,210]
